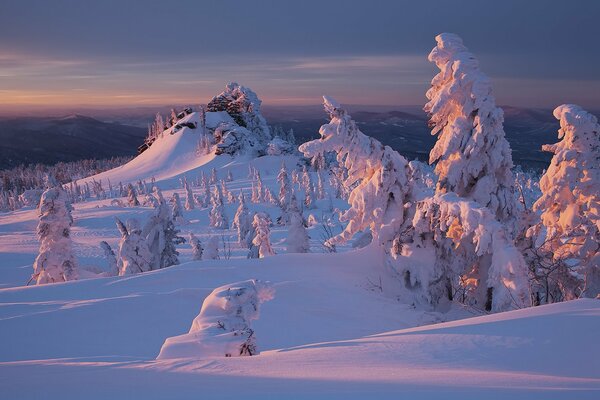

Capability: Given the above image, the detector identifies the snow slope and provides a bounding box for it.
[0,250,597,399]
[80,112,232,187]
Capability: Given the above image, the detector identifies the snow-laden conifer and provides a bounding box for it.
[425,33,519,224]
[31,186,78,284]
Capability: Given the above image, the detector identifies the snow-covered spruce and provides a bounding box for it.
[251,212,275,258]
[299,96,412,247]
[183,177,195,210]
[209,185,228,229]
[189,233,203,261]
[232,191,252,247]
[126,183,139,207]
[30,186,78,284]
[425,33,519,225]
[397,193,529,312]
[157,279,274,359]
[528,105,600,300]
[170,192,185,224]
[116,218,153,276]
[142,187,185,270]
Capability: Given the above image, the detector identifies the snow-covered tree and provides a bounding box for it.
[205,236,220,260]
[143,187,185,270]
[209,185,228,229]
[157,279,275,359]
[286,211,310,253]
[183,177,195,210]
[252,212,275,258]
[424,33,519,225]
[100,240,118,276]
[31,186,78,284]
[528,104,600,301]
[299,96,413,247]
[277,161,291,210]
[170,192,185,224]
[220,180,235,204]
[116,217,152,276]
[226,170,234,182]
[232,191,252,247]
[316,172,325,200]
[398,193,530,312]
[210,168,218,185]
[127,183,139,207]
[189,233,203,261]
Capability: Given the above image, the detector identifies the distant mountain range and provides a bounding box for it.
[0,105,576,170]
[263,105,563,170]
[0,115,146,169]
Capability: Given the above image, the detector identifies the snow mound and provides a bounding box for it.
[157,279,274,359]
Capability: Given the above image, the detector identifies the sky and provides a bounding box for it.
[0,0,599,113]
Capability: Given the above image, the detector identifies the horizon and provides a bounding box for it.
[1,0,599,114]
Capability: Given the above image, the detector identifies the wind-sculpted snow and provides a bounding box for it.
[425,33,519,225]
[157,279,274,359]
[299,96,412,247]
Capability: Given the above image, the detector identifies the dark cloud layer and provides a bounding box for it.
[0,0,598,110]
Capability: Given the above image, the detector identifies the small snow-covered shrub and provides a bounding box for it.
[157,279,274,359]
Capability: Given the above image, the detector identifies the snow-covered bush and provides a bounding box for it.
[157,279,274,359]
[299,96,412,247]
[252,212,275,258]
[424,33,519,225]
[116,218,152,276]
[30,186,78,284]
[528,105,600,301]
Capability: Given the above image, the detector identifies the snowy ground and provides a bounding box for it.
[0,126,598,399]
